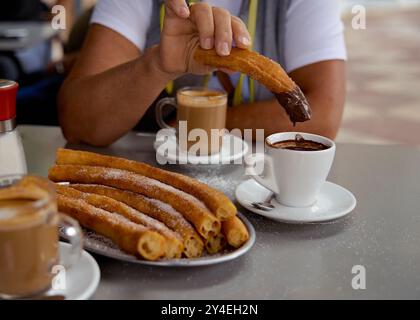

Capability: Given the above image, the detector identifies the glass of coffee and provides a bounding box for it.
[156,87,228,156]
[0,175,82,299]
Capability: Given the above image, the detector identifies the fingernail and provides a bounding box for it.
[218,42,230,56]
[241,36,251,47]
[179,6,189,18]
[202,38,213,49]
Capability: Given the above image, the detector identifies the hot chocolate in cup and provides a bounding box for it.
[248,133,336,208]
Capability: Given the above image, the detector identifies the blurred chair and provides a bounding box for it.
[15,2,94,126]
[0,54,20,80]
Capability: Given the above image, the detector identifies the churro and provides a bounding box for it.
[194,47,312,124]
[48,165,220,239]
[55,148,236,221]
[222,216,250,248]
[56,185,183,259]
[205,233,226,255]
[70,184,204,258]
[57,194,165,260]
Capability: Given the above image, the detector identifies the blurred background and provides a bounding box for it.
[0,0,419,145]
[0,0,96,125]
[338,0,420,145]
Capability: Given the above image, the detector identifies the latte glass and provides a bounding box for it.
[156,87,228,155]
[0,175,82,299]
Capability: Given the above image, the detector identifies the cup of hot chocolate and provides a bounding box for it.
[0,175,82,299]
[156,87,227,156]
[248,132,336,207]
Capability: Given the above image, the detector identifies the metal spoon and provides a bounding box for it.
[250,193,275,211]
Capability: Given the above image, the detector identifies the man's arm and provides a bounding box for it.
[59,1,251,146]
[226,60,346,139]
[58,24,174,146]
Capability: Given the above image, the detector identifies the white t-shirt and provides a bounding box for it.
[91,0,346,74]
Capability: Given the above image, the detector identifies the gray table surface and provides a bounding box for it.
[19,125,420,300]
[0,22,57,51]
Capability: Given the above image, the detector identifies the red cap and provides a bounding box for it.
[0,80,19,121]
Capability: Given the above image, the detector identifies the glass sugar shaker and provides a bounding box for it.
[0,80,27,176]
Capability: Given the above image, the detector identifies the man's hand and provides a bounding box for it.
[159,0,251,76]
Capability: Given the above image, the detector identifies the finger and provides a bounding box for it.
[212,8,233,56]
[231,16,252,49]
[190,3,215,49]
[164,0,190,18]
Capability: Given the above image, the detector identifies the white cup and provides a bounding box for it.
[249,132,336,208]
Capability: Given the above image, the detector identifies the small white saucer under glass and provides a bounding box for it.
[154,133,249,165]
[236,179,356,224]
[46,242,100,300]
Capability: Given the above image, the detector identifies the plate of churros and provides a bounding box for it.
[50,149,255,266]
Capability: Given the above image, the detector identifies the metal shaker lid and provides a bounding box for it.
[0,79,17,89]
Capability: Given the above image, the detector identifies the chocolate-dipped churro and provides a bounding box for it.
[194,47,311,124]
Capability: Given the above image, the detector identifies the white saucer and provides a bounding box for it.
[154,133,249,165]
[236,179,357,224]
[46,242,100,300]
